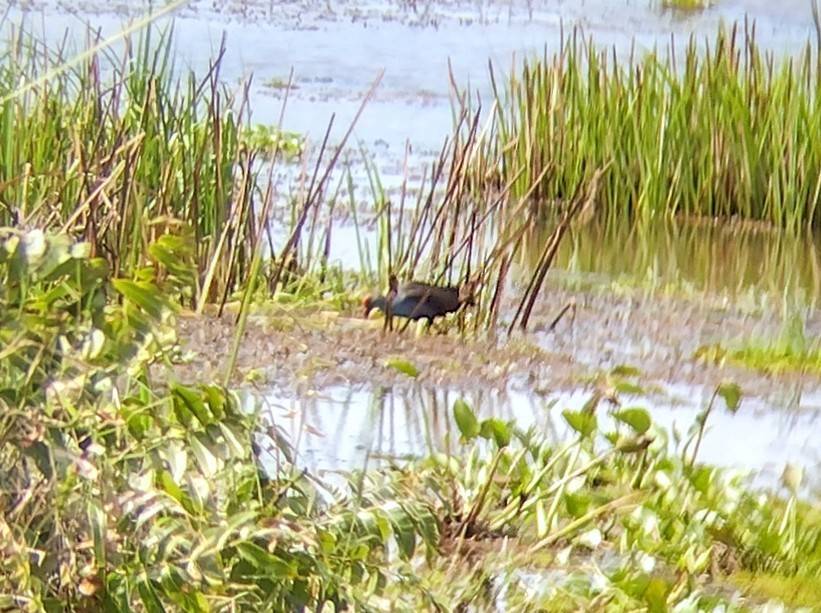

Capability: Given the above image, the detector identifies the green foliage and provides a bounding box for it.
[0,230,439,611]
[489,24,821,230]
[0,26,260,308]
[394,392,821,609]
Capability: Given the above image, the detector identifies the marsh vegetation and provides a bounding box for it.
[1,3,821,610]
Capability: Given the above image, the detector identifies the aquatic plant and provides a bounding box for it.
[488,22,821,231]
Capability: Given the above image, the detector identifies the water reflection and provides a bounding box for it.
[527,219,821,306]
[258,381,821,492]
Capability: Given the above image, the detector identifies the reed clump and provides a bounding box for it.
[0,25,260,309]
[490,22,821,232]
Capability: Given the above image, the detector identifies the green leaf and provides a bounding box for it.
[643,576,671,613]
[388,506,417,559]
[564,492,591,518]
[611,364,641,377]
[189,433,219,477]
[479,418,511,448]
[716,381,742,413]
[613,407,652,434]
[112,278,174,319]
[453,398,480,440]
[563,409,597,438]
[613,381,644,395]
[237,543,295,578]
[137,578,165,613]
[172,384,213,427]
[384,357,419,378]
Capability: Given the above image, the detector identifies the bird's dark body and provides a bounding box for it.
[363,279,474,326]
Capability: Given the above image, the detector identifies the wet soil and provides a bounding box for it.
[172,279,820,409]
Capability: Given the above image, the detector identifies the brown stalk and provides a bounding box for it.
[508,164,609,335]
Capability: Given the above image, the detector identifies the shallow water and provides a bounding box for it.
[258,380,821,492]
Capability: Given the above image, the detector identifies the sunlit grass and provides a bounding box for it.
[487,23,821,231]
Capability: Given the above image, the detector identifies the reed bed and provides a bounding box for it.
[489,22,821,232]
[0,24,260,309]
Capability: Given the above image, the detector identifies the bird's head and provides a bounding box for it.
[362,295,376,318]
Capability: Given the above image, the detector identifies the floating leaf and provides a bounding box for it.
[613,407,652,434]
[385,357,419,378]
[716,382,742,413]
[453,398,480,440]
[614,381,644,395]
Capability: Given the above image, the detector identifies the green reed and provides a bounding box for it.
[0,24,258,308]
[491,22,821,231]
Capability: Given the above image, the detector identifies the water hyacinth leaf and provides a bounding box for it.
[385,357,419,378]
[564,492,591,518]
[562,409,597,438]
[613,407,652,434]
[716,382,742,413]
[614,381,644,395]
[480,417,511,447]
[453,398,480,440]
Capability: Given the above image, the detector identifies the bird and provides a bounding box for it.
[362,275,475,330]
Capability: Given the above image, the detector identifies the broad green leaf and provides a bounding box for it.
[137,578,165,613]
[453,398,480,440]
[562,409,597,438]
[479,418,511,448]
[388,506,417,559]
[172,384,212,427]
[614,381,644,395]
[613,407,652,434]
[112,278,174,319]
[564,492,591,518]
[643,576,671,613]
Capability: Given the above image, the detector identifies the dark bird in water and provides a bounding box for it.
[363,275,475,329]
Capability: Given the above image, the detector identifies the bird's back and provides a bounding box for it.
[395,281,462,319]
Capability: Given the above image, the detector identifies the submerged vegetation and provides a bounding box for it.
[1,4,821,611]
